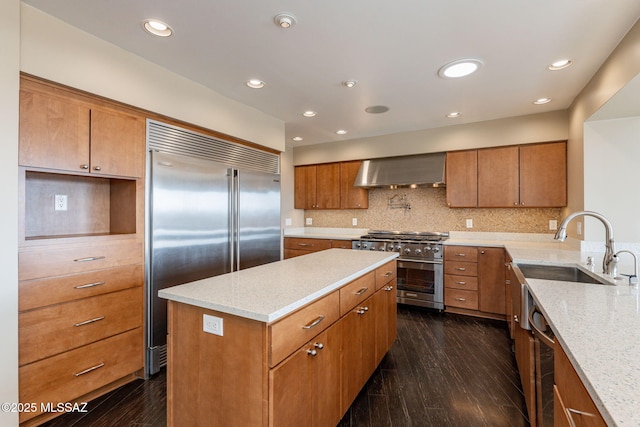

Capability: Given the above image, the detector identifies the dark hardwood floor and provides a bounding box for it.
[41,305,529,427]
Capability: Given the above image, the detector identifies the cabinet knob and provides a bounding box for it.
[481,250,485,254]
[80,164,89,170]
[307,349,317,356]
[93,166,102,171]
[314,342,324,350]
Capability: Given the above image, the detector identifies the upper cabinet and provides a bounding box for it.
[447,141,567,208]
[19,78,145,179]
[294,161,368,210]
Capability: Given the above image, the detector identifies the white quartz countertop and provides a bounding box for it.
[159,249,398,323]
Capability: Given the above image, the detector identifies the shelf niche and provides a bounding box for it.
[24,171,137,240]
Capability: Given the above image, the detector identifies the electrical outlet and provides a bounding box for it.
[466,219,473,228]
[549,220,558,230]
[54,194,68,211]
[352,218,358,226]
[285,218,292,226]
[203,314,223,336]
[305,217,312,225]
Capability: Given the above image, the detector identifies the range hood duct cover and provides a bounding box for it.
[353,152,446,188]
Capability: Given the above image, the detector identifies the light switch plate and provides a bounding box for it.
[203,314,223,336]
[465,219,473,228]
[352,218,358,226]
[549,220,558,230]
[305,217,312,225]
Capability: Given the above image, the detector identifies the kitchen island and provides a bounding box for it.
[159,248,398,427]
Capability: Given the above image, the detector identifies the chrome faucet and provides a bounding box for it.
[554,211,616,275]
[613,250,638,285]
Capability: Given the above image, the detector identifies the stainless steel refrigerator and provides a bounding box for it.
[146,150,281,375]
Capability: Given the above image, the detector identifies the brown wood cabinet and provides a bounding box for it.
[166,260,397,427]
[294,161,368,210]
[19,76,145,179]
[446,141,567,208]
[17,75,145,426]
[444,245,506,318]
[283,237,353,259]
[555,343,606,427]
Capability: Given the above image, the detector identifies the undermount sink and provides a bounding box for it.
[516,263,610,285]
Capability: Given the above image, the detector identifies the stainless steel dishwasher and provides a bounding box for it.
[529,303,555,427]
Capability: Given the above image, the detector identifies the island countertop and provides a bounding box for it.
[158,249,398,323]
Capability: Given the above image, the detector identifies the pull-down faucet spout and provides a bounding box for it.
[554,211,616,275]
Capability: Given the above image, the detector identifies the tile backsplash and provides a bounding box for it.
[304,187,562,233]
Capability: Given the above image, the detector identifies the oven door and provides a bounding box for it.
[396,259,443,310]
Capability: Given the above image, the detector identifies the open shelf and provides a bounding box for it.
[24,171,137,241]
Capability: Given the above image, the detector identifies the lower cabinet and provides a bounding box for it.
[166,260,397,427]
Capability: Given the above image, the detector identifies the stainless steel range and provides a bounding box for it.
[352,230,448,310]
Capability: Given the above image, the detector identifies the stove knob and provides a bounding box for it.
[362,244,368,249]
[370,245,377,250]
[379,246,386,251]
[425,246,432,252]
[395,245,402,251]
[355,243,362,248]
[432,247,440,253]
[415,249,422,255]
[404,248,411,255]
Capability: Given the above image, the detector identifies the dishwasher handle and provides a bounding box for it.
[528,305,555,348]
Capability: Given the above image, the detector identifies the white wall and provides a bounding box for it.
[294,110,568,165]
[20,5,285,152]
[583,117,640,242]
[1,0,20,425]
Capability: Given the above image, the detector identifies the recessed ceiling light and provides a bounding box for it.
[365,105,389,114]
[548,59,573,70]
[142,19,173,37]
[274,13,296,29]
[447,112,461,118]
[534,98,552,105]
[292,136,303,142]
[302,111,317,117]
[336,130,348,135]
[246,79,265,89]
[342,80,357,88]
[438,59,483,79]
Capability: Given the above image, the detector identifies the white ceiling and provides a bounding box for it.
[23,0,640,147]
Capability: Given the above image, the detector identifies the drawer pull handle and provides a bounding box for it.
[455,253,466,257]
[74,363,105,377]
[297,243,312,247]
[74,281,106,289]
[73,256,106,263]
[455,267,466,271]
[354,287,369,296]
[74,316,105,327]
[302,315,325,329]
[455,281,467,285]
[406,292,418,298]
[455,297,466,301]
[566,408,595,427]
[384,271,393,277]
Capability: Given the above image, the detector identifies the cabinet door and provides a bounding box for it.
[340,161,368,209]
[374,281,397,364]
[310,326,341,427]
[446,150,478,207]
[90,107,145,178]
[270,347,311,427]
[519,141,567,207]
[19,88,91,172]
[477,146,519,207]
[316,163,341,209]
[294,165,317,209]
[478,247,506,315]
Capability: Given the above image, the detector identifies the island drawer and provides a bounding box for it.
[269,290,339,367]
[375,261,396,290]
[340,271,376,316]
[444,261,478,277]
[18,239,143,281]
[445,288,479,310]
[19,327,143,423]
[19,287,142,365]
[444,246,478,262]
[19,264,143,312]
[444,274,479,291]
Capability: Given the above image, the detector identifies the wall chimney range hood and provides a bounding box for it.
[353,152,446,188]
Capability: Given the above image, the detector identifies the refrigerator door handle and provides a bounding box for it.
[229,168,240,272]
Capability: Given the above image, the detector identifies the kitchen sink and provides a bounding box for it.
[516,263,609,285]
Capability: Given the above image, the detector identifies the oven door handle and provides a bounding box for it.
[397,259,442,266]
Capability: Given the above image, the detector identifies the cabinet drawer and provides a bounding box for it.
[444,261,478,277]
[19,240,143,281]
[284,237,332,252]
[340,272,375,316]
[19,264,143,312]
[375,261,396,290]
[444,246,478,262]
[445,289,479,310]
[330,239,353,249]
[269,291,339,367]
[444,274,479,291]
[19,287,142,365]
[19,327,143,423]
